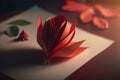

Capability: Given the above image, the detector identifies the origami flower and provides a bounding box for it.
[37,15,87,64]
[62,0,119,29]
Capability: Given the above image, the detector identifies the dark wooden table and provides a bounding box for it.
[0,0,120,80]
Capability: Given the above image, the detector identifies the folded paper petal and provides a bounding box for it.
[37,17,48,55]
[50,21,76,58]
[62,0,89,12]
[93,16,109,29]
[53,40,86,58]
[51,28,75,59]
[52,15,68,47]
[43,18,54,54]
[16,30,28,41]
[54,19,68,44]
[59,23,70,41]
[50,47,87,63]
[37,33,48,55]
[54,15,67,29]
[79,9,94,23]
[94,4,118,18]
[38,16,43,37]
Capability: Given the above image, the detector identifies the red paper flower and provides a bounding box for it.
[62,0,119,29]
[37,15,87,64]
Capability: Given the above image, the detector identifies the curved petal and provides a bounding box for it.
[69,21,76,33]
[37,34,48,56]
[59,23,70,41]
[54,15,67,30]
[50,22,76,59]
[50,30,75,59]
[37,17,48,55]
[53,40,86,58]
[42,15,68,54]
[42,18,54,54]
[53,15,68,47]
[93,16,109,29]
[17,30,29,41]
[94,4,118,18]
[59,21,76,42]
[38,16,42,37]
[57,21,76,49]
[62,0,89,12]
[79,9,94,23]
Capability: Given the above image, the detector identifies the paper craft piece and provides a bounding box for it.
[93,16,109,29]
[0,6,114,80]
[5,26,19,37]
[62,0,119,29]
[15,30,29,41]
[37,15,87,64]
[94,4,118,18]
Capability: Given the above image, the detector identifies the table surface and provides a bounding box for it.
[0,0,120,80]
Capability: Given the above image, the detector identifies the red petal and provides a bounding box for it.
[52,40,86,58]
[93,16,109,29]
[69,21,76,33]
[50,29,75,59]
[37,33,48,56]
[59,21,76,42]
[50,47,87,63]
[22,31,28,40]
[38,16,42,37]
[39,15,68,55]
[58,23,70,41]
[37,17,48,55]
[53,15,67,29]
[94,4,118,18]
[16,30,28,41]
[53,21,76,52]
[79,9,94,23]
[53,15,68,44]
[42,18,54,54]
[62,0,89,12]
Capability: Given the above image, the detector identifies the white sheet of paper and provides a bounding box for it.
[0,6,114,80]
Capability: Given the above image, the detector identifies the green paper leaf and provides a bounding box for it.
[5,26,19,37]
[8,20,31,26]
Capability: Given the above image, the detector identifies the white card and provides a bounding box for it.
[0,6,114,80]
